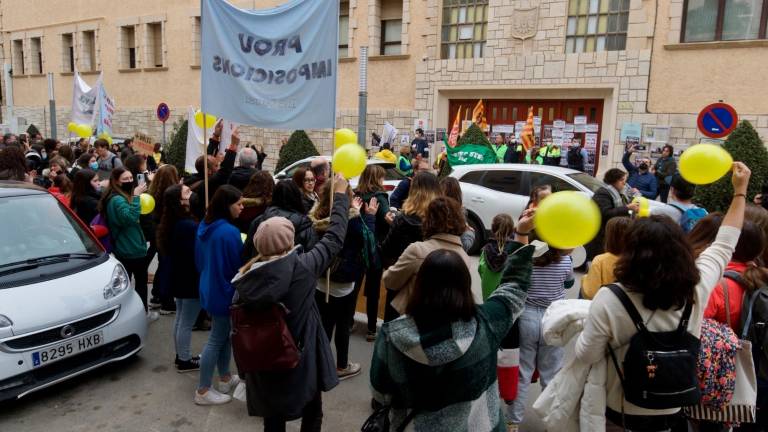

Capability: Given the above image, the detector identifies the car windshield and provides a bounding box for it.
[0,193,102,267]
[568,172,605,193]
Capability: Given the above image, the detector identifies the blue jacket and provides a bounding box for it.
[622,152,658,199]
[389,177,411,209]
[195,219,243,316]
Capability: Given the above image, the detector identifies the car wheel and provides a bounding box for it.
[466,214,485,256]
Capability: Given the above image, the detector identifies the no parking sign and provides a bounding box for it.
[697,103,738,139]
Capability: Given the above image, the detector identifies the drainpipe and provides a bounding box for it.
[357,46,368,147]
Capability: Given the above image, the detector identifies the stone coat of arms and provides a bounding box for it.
[511,7,540,40]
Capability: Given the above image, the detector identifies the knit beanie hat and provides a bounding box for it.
[255,216,295,257]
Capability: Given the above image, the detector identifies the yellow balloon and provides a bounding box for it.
[67,122,77,133]
[334,128,358,148]
[632,196,651,218]
[194,111,217,129]
[333,143,367,179]
[75,124,92,138]
[139,193,155,215]
[241,233,247,244]
[679,144,733,185]
[534,191,601,249]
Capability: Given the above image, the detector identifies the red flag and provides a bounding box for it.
[448,105,462,148]
[521,106,535,151]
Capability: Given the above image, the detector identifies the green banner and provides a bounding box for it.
[446,143,498,166]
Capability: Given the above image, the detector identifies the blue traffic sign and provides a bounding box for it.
[156,103,170,123]
[697,103,738,139]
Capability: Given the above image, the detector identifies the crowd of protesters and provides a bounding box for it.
[3,125,768,432]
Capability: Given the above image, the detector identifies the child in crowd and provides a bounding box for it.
[580,216,632,299]
[508,246,574,428]
[478,214,516,300]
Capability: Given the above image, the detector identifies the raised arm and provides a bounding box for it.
[300,176,350,276]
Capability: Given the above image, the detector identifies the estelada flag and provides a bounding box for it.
[472,99,488,130]
[521,106,535,151]
[448,105,462,148]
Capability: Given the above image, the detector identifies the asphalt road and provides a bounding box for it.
[0,257,582,432]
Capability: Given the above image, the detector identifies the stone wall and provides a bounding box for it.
[7,106,419,173]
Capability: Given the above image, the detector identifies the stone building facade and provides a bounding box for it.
[1,0,767,173]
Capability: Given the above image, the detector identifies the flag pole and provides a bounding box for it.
[203,112,209,208]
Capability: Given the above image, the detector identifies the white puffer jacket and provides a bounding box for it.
[533,299,607,432]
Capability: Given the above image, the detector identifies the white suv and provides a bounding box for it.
[0,182,147,401]
[450,164,674,254]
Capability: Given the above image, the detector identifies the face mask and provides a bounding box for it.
[120,182,134,194]
[89,162,99,170]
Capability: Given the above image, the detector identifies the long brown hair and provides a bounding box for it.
[313,178,352,220]
[244,171,274,201]
[148,165,179,218]
[403,172,441,218]
[731,221,768,293]
[491,214,515,252]
[688,213,724,258]
[604,217,632,255]
[746,204,768,266]
[356,165,385,195]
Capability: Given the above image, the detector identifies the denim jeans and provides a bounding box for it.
[509,305,564,424]
[197,314,232,390]
[173,298,201,361]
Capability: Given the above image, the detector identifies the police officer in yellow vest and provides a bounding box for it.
[493,133,508,163]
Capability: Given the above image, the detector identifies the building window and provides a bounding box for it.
[81,30,97,71]
[565,0,630,53]
[12,39,25,75]
[381,19,402,54]
[192,16,201,66]
[146,22,165,68]
[62,33,74,72]
[120,25,137,69]
[682,0,768,42]
[29,37,42,74]
[339,2,350,57]
[441,0,488,59]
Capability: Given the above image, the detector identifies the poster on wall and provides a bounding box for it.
[425,129,436,143]
[553,120,566,129]
[574,115,588,125]
[493,125,515,134]
[564,124,574,133]
[585,133,598,149]
[574,124,587,133]
[436,128,447,142]
[643,125,671,144]
[586,123,599,133]
[620,122,643,152]
[414,119,430,131]
[601,139,610,156]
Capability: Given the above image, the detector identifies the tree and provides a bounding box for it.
[166,119,188,174]
[458,123,492,148]
[275,130,319,172]
[694,120,768,212]
[26,124,40,138]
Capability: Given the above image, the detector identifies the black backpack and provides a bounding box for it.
[606,284,701,410]
[727,271,768,380]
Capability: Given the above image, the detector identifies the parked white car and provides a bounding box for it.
[273,156,406,193]
[0,182,147,401]
[450,164,675,254]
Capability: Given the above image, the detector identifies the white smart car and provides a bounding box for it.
[0,182,147,401]
[450,164,675,254]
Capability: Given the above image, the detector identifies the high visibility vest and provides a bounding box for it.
[495,144,508,162]
[396,155,413,176]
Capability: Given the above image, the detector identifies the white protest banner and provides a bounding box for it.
[94,80,115,137]
[71,71,99,126]
[185,107,206,173]
[382,122,398,145]
[201,0,338,129]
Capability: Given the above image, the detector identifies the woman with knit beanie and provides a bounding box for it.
[232,174,350,432]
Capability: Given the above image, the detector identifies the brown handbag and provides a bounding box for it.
[230,303,301,373]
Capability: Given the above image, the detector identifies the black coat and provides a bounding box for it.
[228,166,256,191]
[585,186,630,259]
[167,218,200,299]
[72,190,101,225]
[381,213,422,268]
[243,206,319,261]
[233,194,349,419]
[310,206,375,283]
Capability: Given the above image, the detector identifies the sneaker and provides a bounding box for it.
[217,375,241,394]
[147,311,160,322]
[159,307,176,315]
[175,355,201,365]
[194,388,231,406]
[337,363,361,380]
[177,358,200,373]
[366,331,376,342]
[148,297,162,309]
